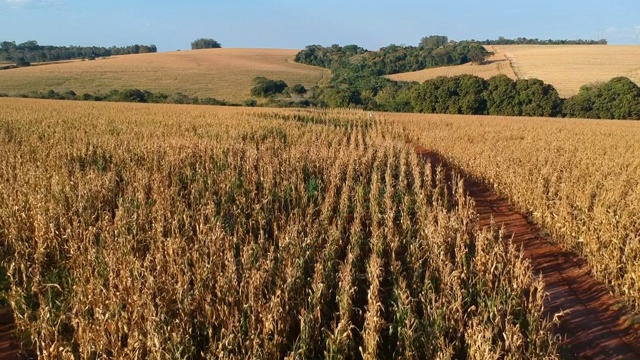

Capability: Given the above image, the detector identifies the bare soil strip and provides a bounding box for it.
[416,146,640,359]
[0,309,23,360]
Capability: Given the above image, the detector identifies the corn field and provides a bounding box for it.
[400,113,640,313]
[0,99,559,359]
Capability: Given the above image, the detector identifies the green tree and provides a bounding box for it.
[250,77,288,97]
[410,76,446,113]
[564,77,640,119]
[594,77,640,119]
[486,75,519,116]
[191,38,222,50]
[106,89,148,103]
[468,45,487,64]
[289,84,307,95]
[294,37,488,76]
[15,57,30,67]
[18,40,39,50]
[457,75,488,114]
[323,87,361,108]
[515,79,563,117]
[139,45,157,53]
[166,92,196,104]
[375,82,416,112]
[1,41,16,51]
[419,35,449,49]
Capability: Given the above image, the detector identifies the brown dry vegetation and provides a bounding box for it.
[0,98,558,359]
[396,112,640,315]
[0,49,329,102]
[388,45,640,99]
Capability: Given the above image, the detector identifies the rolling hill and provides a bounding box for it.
[387,45,640,98]
[3,45,640,102]
[0,48,330,102]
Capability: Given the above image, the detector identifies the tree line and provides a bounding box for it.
[315,74,563,117]
[294,35,488,76]
[4,75,638,120]
[0,40,157,64]
[315,74,639,119]
[480,36,607,45]
[2,88,227,106]
[278,69,638,120]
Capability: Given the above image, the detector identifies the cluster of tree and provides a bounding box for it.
[564,77,640,119]
[319,67,392,108]
[294,35,489,76]
[13,88,228,106]
[250,77,307,97]
[191,38,222,49]
[480,36,607,45]
[311,73,640,120]
[250,77,288,97]
[0,40,157,64]
[408,74,563,117]
[294,44,367,69]
[313,74,563,117]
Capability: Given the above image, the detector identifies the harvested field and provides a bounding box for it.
[388,45,640,98]
[386,46,517,82]
[496,45,640,97]
[0,49,329,102]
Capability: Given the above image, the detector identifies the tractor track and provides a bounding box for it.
[416,146,640,359]
[0,308,24,360]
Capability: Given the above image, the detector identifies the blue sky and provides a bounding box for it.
[1,0,639,51]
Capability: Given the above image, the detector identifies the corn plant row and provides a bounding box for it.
[0,99,557,358]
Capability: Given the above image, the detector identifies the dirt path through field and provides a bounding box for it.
[415,146,640,359]
[0,308,23,359]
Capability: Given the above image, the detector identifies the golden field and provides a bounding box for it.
[388,45,640,98]
[0,49,329,102]
[397,112,640,312]
[0,98,558,359]
[497,45,640,97]
[386,46,517,83]
[3,97,640,358]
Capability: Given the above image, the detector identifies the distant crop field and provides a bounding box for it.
[386,46,517,83]
[0,49,329,102]
[388,45,640,98]
[496,45,640,97]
